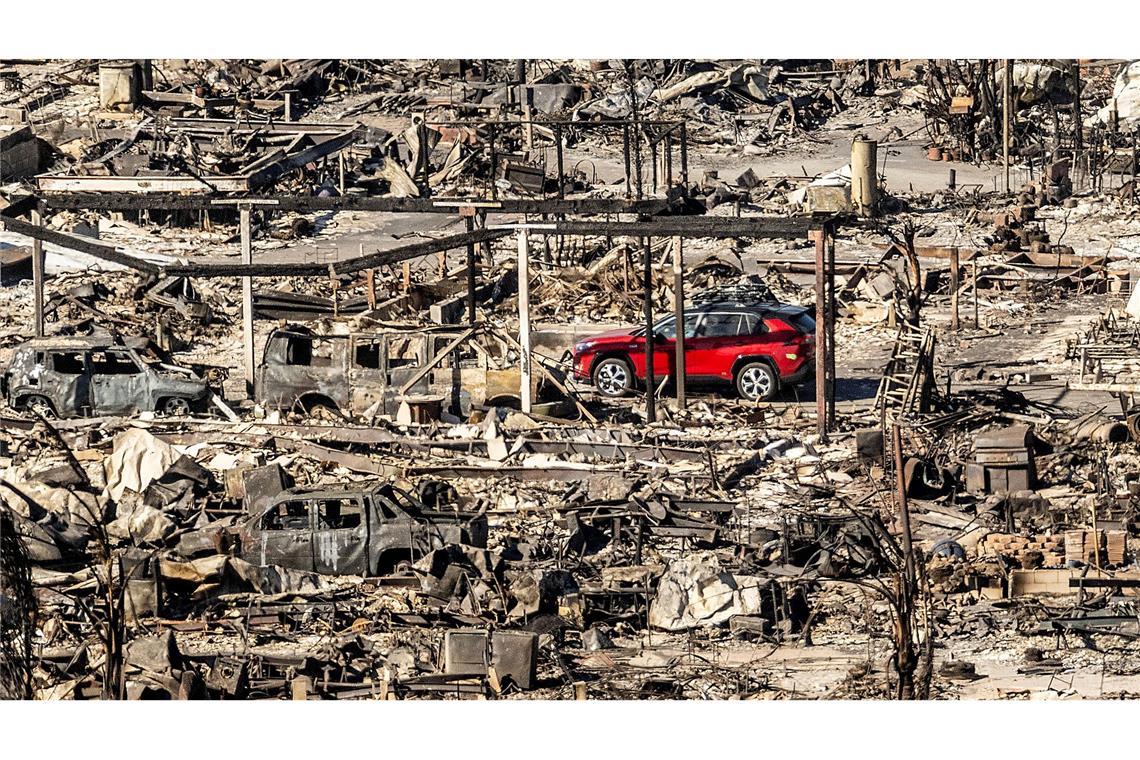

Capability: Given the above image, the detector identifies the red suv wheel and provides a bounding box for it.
[735,361,778,401]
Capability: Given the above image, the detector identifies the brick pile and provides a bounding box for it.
[1064,530,1127,567]
[982,533,1065,568]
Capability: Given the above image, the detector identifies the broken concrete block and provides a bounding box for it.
[648,552,763,631]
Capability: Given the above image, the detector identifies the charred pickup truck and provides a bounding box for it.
[2,336,221,418]
[238,481,488,575]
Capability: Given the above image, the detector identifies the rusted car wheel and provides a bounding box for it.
[161,397,191,416]
[23,395,56,419]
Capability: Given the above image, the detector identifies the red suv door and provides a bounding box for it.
[685,312,749,380]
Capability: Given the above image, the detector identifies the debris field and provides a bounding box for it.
[4,58,1140,701]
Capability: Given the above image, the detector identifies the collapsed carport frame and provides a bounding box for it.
[1,195,838,432]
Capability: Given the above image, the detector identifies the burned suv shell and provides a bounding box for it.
[2,336,211,418]
[238,481,488,575]
[257,324,541,419]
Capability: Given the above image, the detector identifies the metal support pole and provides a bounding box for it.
[650,137,658,194]
[950,247,960,331]
[554,124,565,200]
[489,125,498,200]
[826,231,836,426]
[672,235,686,408]
[812,228,827,439]
[31,207,44,338]
[642,236,656,423]
[973,258,980,327]
[419,121,431,197]
[240,205,255,398]
[1071,60,1083,153]
[517,229,532,413]
[1132,126,1137,205]
[622,124,632,198]
[680,123,689,185]
[464,211,477,325]
[1003,59,1013,194]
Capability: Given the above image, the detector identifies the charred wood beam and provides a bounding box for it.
[0,215,161,275]
[159,228,512,278]
[38,194,673,215]
[549,217,811,239]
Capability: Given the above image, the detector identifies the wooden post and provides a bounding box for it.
[672,236,686,408]
[1003,59,1013,194]
[337,152,346,194]
[31,207,44,338]
[240,205,255,398]
[402,261,411,293]
[812,228,828,440]
[517,229,532,413]
[950,247,960,331]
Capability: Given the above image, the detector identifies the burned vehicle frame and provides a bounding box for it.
[237,480,489,575]
[256,323,556,419]
[2,335,220,418]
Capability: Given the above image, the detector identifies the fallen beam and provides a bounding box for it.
[0,215,160,275]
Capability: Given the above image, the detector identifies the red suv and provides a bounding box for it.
[571,301,815,401]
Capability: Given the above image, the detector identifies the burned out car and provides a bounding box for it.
[2,336,216,418]
[256,323,553,419]
[238,481,488,575]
